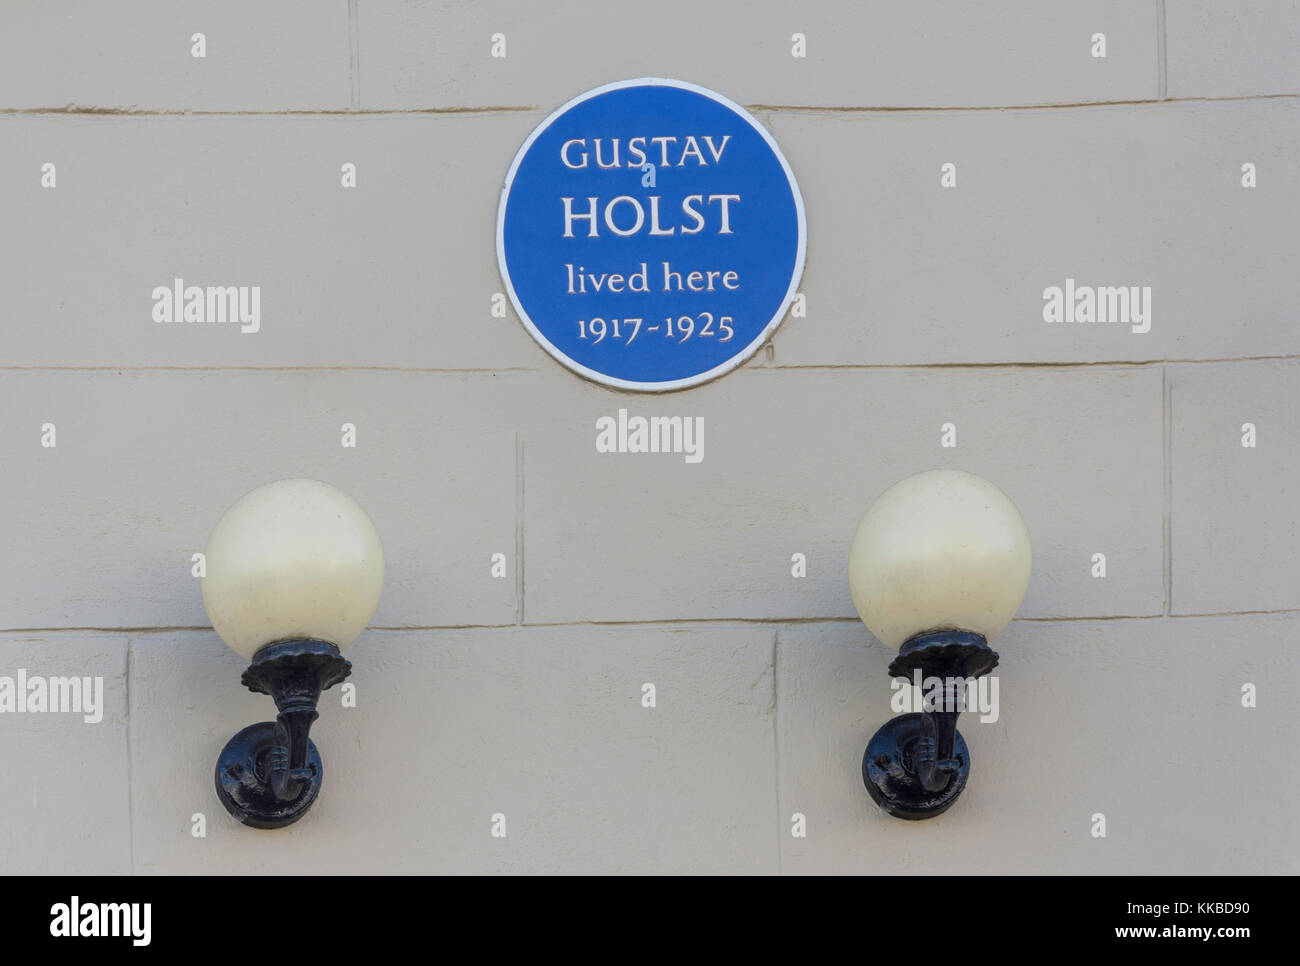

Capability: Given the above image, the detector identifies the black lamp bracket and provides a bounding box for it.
[214,639,351,829]
[862,629,999,820]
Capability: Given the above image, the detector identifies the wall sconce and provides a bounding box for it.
[201,478,385,829]
[848,469,1031,819]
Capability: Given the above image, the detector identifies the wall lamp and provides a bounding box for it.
[201,479,385,829]
[848,469,1031,819]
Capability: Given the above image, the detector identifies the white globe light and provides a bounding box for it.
[848,469,1031,651]
[201,479,385,660]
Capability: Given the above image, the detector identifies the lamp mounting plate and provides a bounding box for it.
[862,713,971,820]
[216,722,323,829]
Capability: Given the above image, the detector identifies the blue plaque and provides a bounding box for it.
[497,78,806,391]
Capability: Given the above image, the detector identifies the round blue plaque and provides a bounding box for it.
[498,78,806,392]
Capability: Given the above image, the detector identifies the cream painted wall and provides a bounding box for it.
[0,0,1296,874]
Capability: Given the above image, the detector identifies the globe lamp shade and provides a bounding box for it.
[848,468,1031,651]
[202,478,385,660]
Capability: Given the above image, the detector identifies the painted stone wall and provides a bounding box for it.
[0,1,1296,874]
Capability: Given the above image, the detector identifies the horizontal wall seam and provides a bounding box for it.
[1,92,1295,120]
[0,356,1294,375]
[1,609,1295,636]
